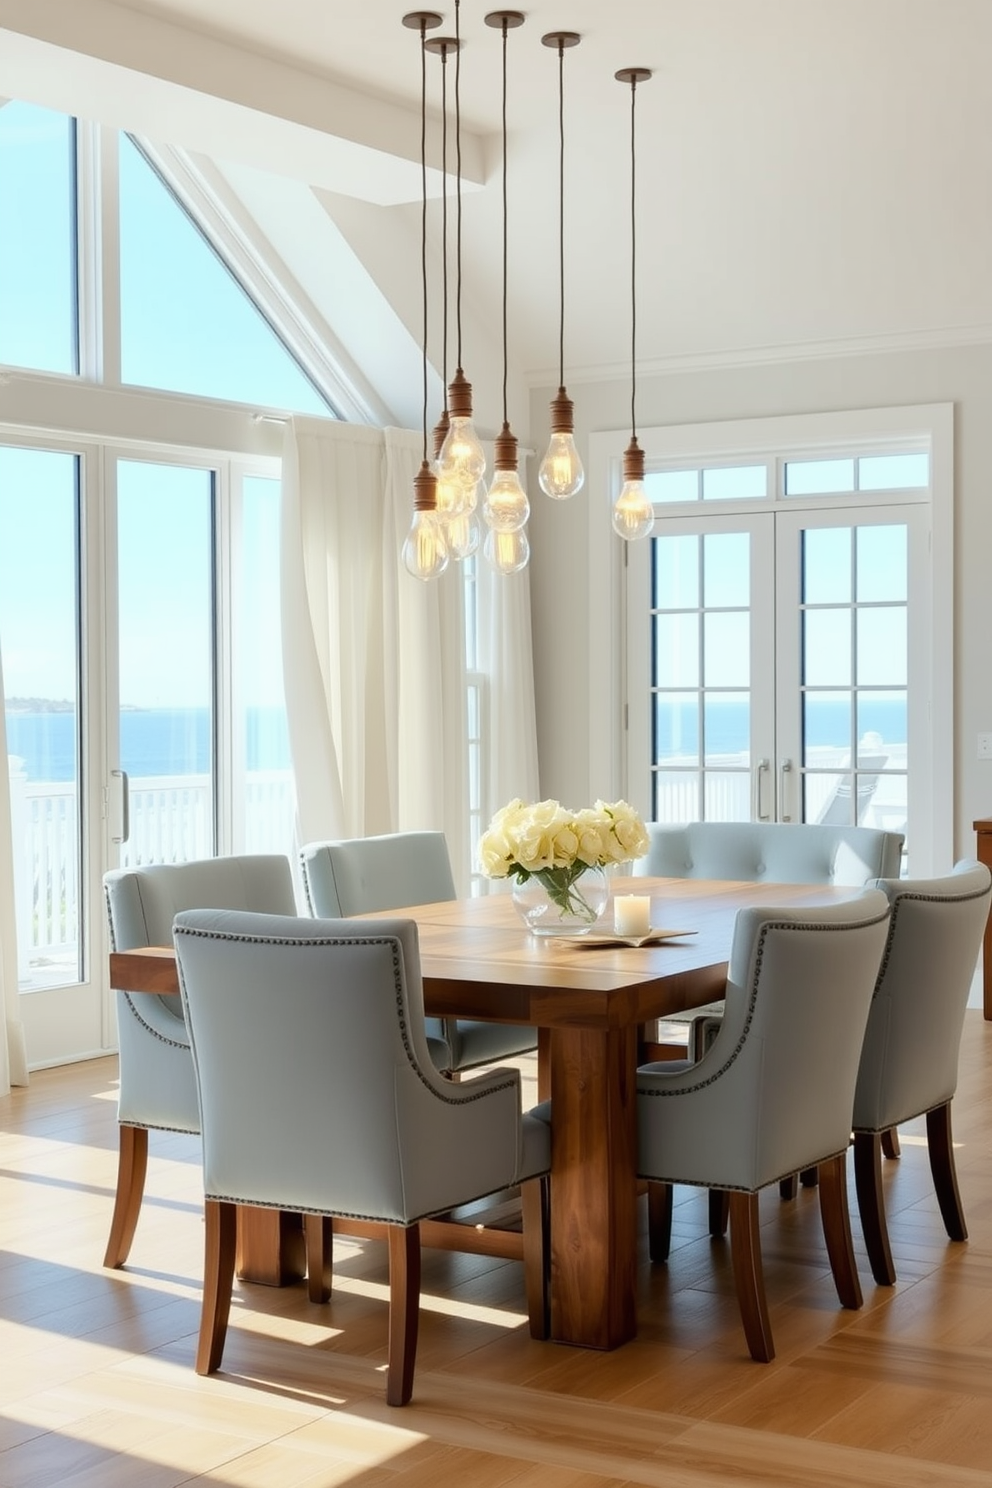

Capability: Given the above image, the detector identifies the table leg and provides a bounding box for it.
[235,1207,306,1285]
[549,1023,638,1349]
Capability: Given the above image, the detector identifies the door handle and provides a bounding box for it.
[779,759,794,822]
[753,759,770,821]
[111,769,130,845]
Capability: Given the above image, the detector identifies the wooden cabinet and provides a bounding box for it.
[974,819,992,1019]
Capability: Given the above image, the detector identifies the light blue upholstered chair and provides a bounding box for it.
[853,860,992,1284]
[300,832,538,1074]
[102,854,297,1268]
[633,820,905,1061]
[637,890,890,1362]
[174,908,551,1407]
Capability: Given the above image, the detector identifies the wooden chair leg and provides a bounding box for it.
[386,1225,421,1407]
[853,1131,895,1285]
[520,1176,550,1339]
[647,1181,673,1263]
[728,1191,774,1362]
[196,1199,238,1375]
[304,1214,333,1303]
[818,1154,863,1309]
[709,1188,730,1237]
[103,1124,149,1269]
[881,1126,901,1160]
[779,1173,798,1201]
[927,1101,968,1242]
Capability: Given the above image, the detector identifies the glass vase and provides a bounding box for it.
[512,865,609,936]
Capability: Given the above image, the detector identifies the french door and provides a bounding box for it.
[1,439,289,1067]
[626,502,928,868]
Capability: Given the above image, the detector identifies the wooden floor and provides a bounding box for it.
[3,1022,992,1488]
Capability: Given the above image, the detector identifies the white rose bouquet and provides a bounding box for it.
[478,797,650,922]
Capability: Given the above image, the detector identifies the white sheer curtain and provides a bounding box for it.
[0,652,28,1092]
[280,418,471,885]
[476,554,540,816]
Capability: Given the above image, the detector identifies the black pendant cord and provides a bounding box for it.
[500,17,509,426]
[629,74,638,445]
[454,0,464,373]
[440,45,450,401]
[419,18,430,462]
[556,41,565,391]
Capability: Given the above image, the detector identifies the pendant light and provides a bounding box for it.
[538,31,584,502]
[612,66,655,543]
[482,9,530,576]
[435,0,487,504]
[426,29,480,561]
[401,11,449,581]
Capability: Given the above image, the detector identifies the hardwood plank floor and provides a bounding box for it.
[2,1016,992,1485]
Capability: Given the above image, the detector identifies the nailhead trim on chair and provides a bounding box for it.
[105,882,191,1051]
[174,923,518,1109]
[869,883,992,1001]
[638,909,891,1102]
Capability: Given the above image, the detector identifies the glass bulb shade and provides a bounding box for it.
[484,524,530,575]
[434,463,471,519]
[483,466,530,532]
[612,478,655,541]
[539,432,585,499]
[402,509,449,579]
[437,415,486,490]
[445,510,481,561]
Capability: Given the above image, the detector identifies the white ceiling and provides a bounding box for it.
[3,0,992,397]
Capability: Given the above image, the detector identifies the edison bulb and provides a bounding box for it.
[612,479,655,541]
[402,510,449,580]
[539,432,585,499]
[484,524,530,575]
[445,511,481,561]
[437,416,486,493]
[483,467,530,532]
[434,464,471,519]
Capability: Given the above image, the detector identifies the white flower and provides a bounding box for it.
[477,796,648,879]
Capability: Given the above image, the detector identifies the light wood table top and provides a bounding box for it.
[110,876,860,1350]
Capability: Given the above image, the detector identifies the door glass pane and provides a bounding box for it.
[703,533,749,608]
[0,447,81,989]
[653,615,698,688]
[652,770,699,824]
[654,694,699,766]
[119,136,331,413]
[705,692,749,767]
[237,475,294,853]
[653,534,699,606]
[804,610,852,686]
[704,613,749,688]
[856,525,907,602]
[117,461,214,864]
[0,102,76,374]
[803,528,852,604]
[857,609,907,686]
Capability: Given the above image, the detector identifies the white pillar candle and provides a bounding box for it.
[614,894,651,937]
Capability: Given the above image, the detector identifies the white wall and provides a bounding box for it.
[527,340,992,863]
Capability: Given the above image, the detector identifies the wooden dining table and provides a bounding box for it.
[109,875,860,1351]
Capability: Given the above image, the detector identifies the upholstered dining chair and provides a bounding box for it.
[852,859,992,1285]
[300,832,538,1074]
[102,854,298,1269]
[633,820,905,1062]
[173,908,551,1407]
[637,890,890,1363]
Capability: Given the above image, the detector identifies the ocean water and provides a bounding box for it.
[5,706,291,781]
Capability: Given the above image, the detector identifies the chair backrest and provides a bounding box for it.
[104,854,297,1018]
[639,890,891,1190]
[632,820,904,887]
[852,859,992,1131]
[300,832,457,917]
[174,908,523,1224]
